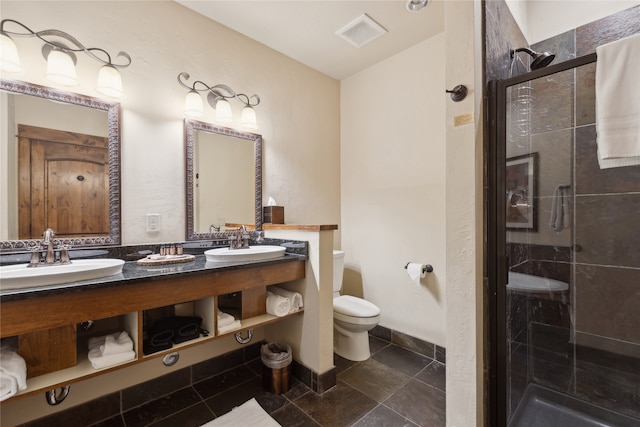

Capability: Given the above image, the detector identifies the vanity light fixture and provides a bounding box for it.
[177,72,260,129]
[0,19,131,98]
[406,0,430,12]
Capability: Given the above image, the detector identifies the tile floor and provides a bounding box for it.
[90,336,446,427]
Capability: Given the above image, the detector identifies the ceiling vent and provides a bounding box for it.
[335,14,387,48]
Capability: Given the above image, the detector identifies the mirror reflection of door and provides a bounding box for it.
[18,124,109,239]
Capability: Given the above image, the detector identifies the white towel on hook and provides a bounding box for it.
[596,33,640,169]
[549,185,570,232]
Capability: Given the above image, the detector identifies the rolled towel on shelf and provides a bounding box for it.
[88,347,136,370]
[100,331,134,356]
[0,347,27,402]
[218,311,236,327]
[87,331,137,369]
[266,291,291,317]
[218,320,242,335]
[269,286,303,312]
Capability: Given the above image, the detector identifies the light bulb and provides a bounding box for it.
[240,105,257,129]
[184,90,203,117]
[45,48,78,86]
[96,64,123,98]
[215,98,232,123]
[0,33,21,73]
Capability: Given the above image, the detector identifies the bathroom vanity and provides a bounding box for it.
[0,253,306,401]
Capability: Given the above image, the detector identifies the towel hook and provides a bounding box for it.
[445,85,468,102]
[234,328,254,344]
[45,385,71,405]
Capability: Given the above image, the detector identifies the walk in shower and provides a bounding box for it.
[487,4,640,427]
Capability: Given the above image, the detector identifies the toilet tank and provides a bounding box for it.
[333,250,345,293]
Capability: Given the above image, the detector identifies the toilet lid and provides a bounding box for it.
[333,295,380,317]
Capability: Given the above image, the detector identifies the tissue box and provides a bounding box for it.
[263,206,284,224]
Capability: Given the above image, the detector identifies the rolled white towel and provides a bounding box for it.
[218,320,242,335]
[88,347,136,370]
[100,331,133,356]
[0,348,27,402]
[266,291,290,317]
[218,311,236,327]
[269,286,303,312]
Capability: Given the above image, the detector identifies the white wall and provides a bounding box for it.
[0,0,341,246]
[341,34,447,347]
[506,0,640,44]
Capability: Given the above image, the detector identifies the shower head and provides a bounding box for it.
[511,47,556,70]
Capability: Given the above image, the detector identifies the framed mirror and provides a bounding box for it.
[0,79,121,251]
[185,119,262,241]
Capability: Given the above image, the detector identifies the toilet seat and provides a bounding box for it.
[333,295,380,317]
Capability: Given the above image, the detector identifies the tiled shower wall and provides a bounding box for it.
[485,2,640,421]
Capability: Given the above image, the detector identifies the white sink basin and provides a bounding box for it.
[205,245,286,262]
[0,259,125,290]
[507,272,569,293]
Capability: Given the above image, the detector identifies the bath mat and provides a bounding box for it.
[200,398,281,427]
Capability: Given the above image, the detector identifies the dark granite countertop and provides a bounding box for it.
[0,253,306,303]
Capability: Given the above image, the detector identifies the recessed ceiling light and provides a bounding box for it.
[406,0,430,13]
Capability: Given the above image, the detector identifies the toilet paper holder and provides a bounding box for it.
[404,263,433,274]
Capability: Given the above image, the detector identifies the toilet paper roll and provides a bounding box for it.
[406,263,426,281]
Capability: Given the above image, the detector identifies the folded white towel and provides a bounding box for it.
[266,291,290,317]
[0,348,27,402]
[218,320,242,335]
[269,286,303,312]
[549,185,570,232]
[596,33,640,169]
[100,331,134,356]
[88,347,136,370]
[217,311,236,327]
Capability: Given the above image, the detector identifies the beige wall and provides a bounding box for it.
[506,0,640,44]
[341,34,447,347]
[0,0,341,245]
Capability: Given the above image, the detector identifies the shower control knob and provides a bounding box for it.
[571,244,582,252]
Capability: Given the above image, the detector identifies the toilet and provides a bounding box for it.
[332,250,380,361]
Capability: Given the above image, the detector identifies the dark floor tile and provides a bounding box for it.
[415,361,446,392]
[391,330,435,358]
[338,358,410,402]
[204,376,288,417]
[369,335,390,355]
[192,348,245,382]
[89,415,126,427]
[293,381,377,427]
[283,377,313,401]
[25,392,121,427]
[334,353,357,374]
[271,403,322,427]
[148,402,215,427]
[353,404,419,427]
[370,325,392,342]
[384,379,445,427]
[372,345,432,377]
[123,386,203,427]
[122,368,191,410]
[193,364,257,399]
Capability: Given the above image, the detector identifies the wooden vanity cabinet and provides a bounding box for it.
[0,259,305,401]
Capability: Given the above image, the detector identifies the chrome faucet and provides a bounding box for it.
[28,228,71,267]
[229,225,250,250]
[43,228,56,263]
